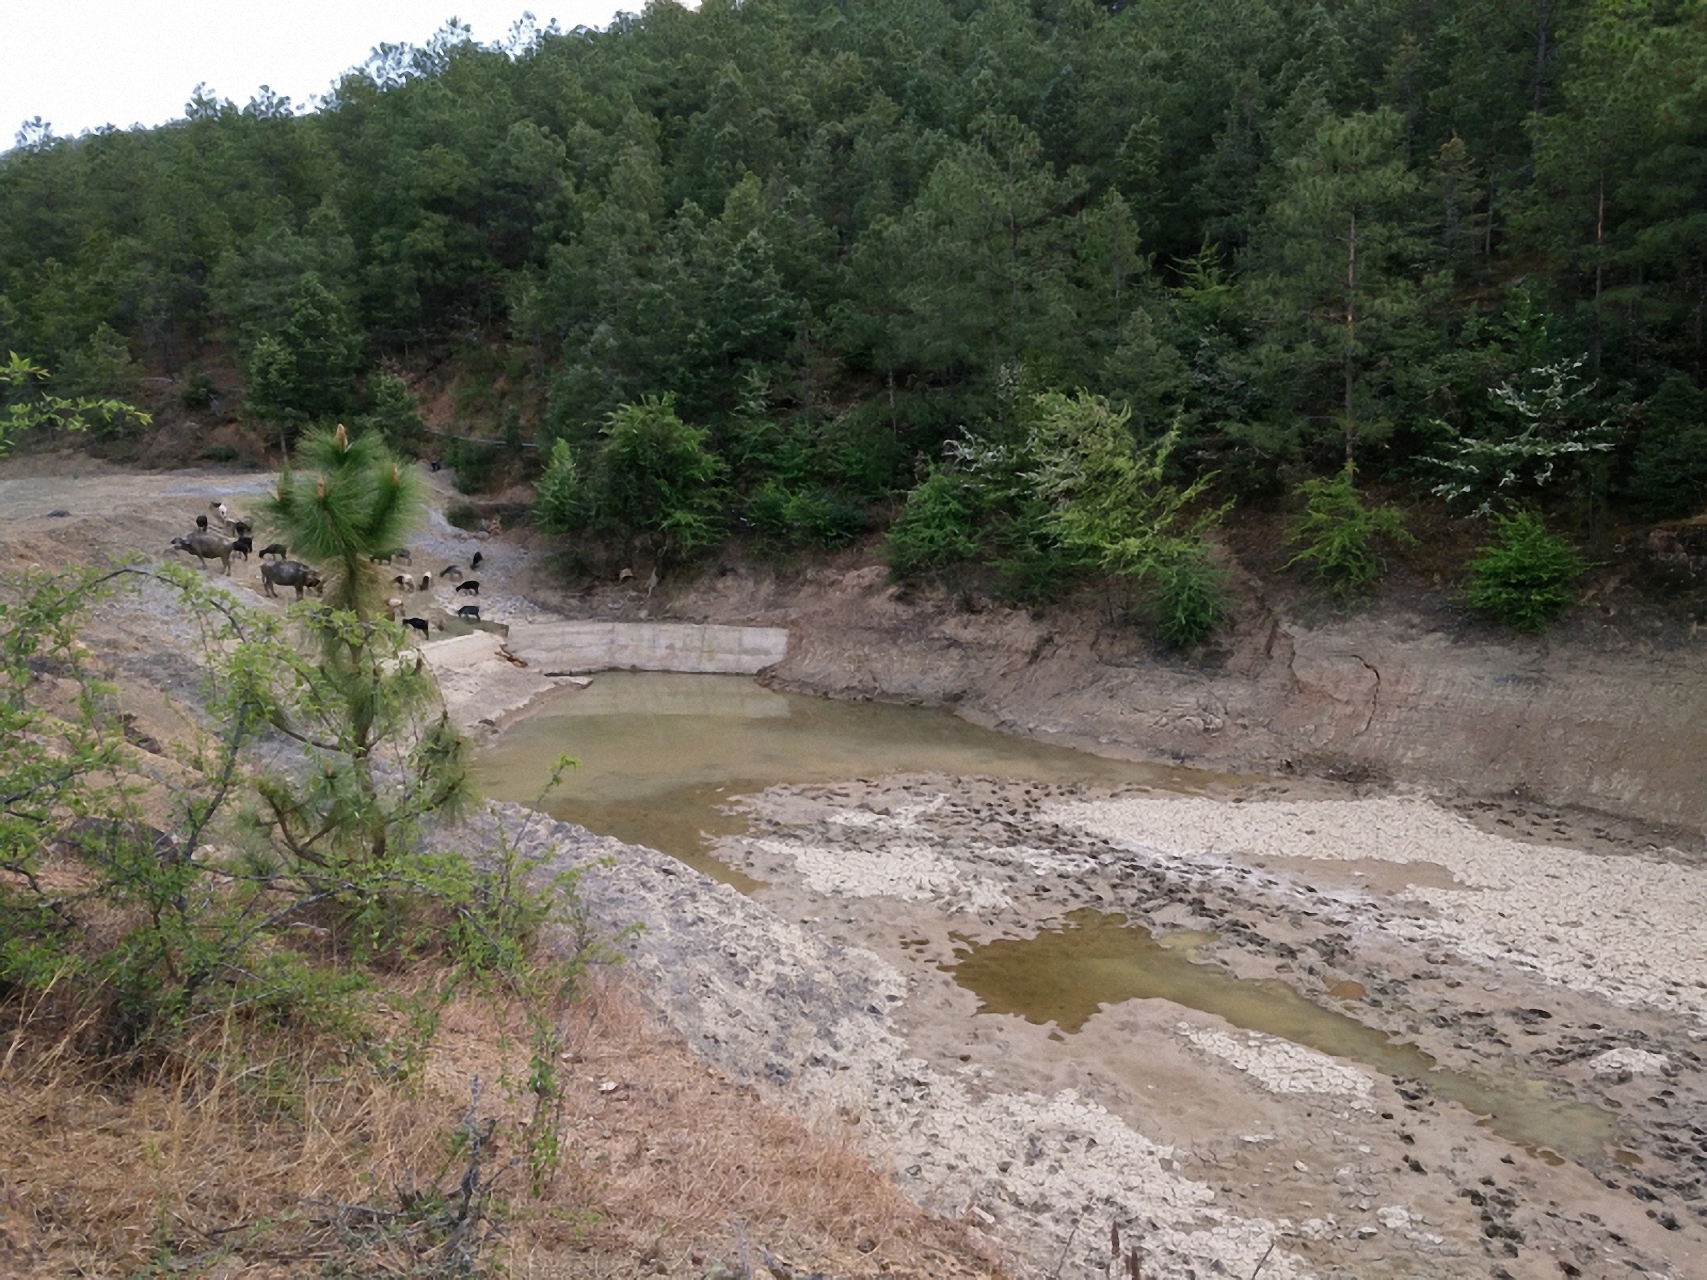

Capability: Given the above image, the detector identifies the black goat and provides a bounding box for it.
[403,617,431,637]
[230,535,253,561]
[456,604,481,620]
[470,551,484,569]
[455,579,479,596]
[259,543,288,560]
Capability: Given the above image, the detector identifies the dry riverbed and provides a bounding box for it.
[502,773,1705,1280]
[5,458,1703,1279]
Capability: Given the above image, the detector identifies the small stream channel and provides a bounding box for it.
[473,672,1615,1164]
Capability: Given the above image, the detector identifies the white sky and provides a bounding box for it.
[3,2,631,146]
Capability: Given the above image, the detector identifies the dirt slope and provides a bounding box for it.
[643,559,1707,837]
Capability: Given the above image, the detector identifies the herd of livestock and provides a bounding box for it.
[169,503,488,635]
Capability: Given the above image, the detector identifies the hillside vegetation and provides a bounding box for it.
[2,0,1705,628]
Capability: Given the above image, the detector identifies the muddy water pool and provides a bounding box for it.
[948,910,1616,1162]
[474,672,1614,1162]
[472,671,1203,887]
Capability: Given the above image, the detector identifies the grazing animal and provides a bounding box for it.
[170,532,234,574]
[47,508,70,518]
[209,502,231,529]
[470,551,483,570]
[428,458,442,472]
[403,616,431,637]
[195,514,208,529]
[618,567,634,582]
[259,543,288,560]
[392,572,415,591]
[441,564,462,581]
[230,535,253,561]
[456,603,481,620]
[260,560,323,599]
[417,572,431,592]
[231,519,251,538]
[455,579,479,596]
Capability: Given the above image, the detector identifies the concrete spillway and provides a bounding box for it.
[503,620,789,676]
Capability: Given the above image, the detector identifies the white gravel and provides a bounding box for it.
[1175,1024,1378,1106]
[756,837,1015,912]
[1047,796,1707,1023]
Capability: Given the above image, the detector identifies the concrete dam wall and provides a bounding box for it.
[503,621,790,675]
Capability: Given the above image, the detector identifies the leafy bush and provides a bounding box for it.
[181,370,217,410]
[1427,357,1614,514]
[357,371,426,454]
[884,470,981,579]
[1462,510,1585,631]
[1152,546,1227,647]
[591,395,727,560]
[444,435,501,493]
[1,352,151,452]
[446,500,481,530]
[1286,469,1414,598]
[200,443,240,463]
[1625,375,1707,519]
[1029,392,1222,585]
[532,438,584,534]
[746,479,867,550]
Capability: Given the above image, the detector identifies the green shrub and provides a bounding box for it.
[1462,510,1584,631]
[884,470,980,579]
[746,480,866,550]
[444,436,500,493]
[1625,375,1707,519]
[446,500,481,531]
[592,395,727,560]
[1152,547,1227,647]
[357,372,426,455]
[1286,470,1414,598]
[532,438,584,534]
[200,443,240,463]
[181,370,217,410]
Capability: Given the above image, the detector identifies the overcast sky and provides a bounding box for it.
[4,1,632,147]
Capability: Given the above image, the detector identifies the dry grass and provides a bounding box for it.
[1,972,1004,1280]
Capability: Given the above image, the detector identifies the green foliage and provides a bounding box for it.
[1029,391,1222,586]
[0,561,607,1081]
[0,352,151,451]
[1462,511,1585,632]
[1626,376,1707,519]
[242,276,362,440]
[746,480,867,551]
[3,0,1706,572]
[1286,470,1415,598]
[265,424,423,613]
[1428,357,1615,514]
[181,370,218,410]
[356,372,426,454]
[532,438,584,535]
[884,470,981,580]
[1152,547,1228,648]
[443,435,502,494]
[589,395,727,560]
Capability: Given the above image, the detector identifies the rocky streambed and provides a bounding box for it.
[457,772,1707,1280]
[5,459,1703,1279]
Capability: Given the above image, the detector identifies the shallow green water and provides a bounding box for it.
[474,672,1616,1164]
[471,671,1203,885]
[948,910,1616,1162]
